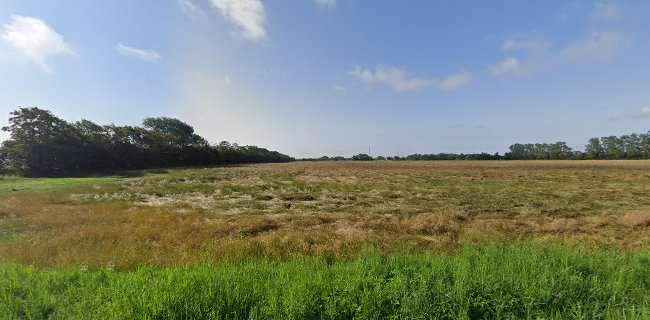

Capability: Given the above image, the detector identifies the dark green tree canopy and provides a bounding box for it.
[0,108,293,176]
[2,107,70,144]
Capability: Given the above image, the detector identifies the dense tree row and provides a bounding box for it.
[2,107,649,176]
[302,131,650,162]
[584,134,650,159]
[302,152,503,161]
[505,132,650,160]
[405,152,503,161]
[0,108,293,176]
[504,142,575,160]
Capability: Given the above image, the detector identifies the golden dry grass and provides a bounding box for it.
[1,160,649,268]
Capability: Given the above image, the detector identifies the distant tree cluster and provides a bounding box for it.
[583,134,650,159]
[300,131,650,162]
[504,142,576,160]
[405,153,503,161]
[0,107,293,176]
[301,152,502,161]
[505,133,650,160]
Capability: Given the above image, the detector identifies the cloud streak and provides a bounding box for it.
[313,0,337,9]
[441,72,474,90]
[562,30,630,64]
[501,32,549,53]
[115,43,161,62]
[178,0,207,19]
[211,0,267,42]
[350,65,472,93]
[612,106,650,120]
[488,57,530,76]
[1,15,74,73]
[489,3,631,78]
[591,1,622,22]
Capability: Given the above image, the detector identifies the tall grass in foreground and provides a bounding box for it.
[1,245,648,319]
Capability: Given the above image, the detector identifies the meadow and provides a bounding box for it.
[1,161,649,318]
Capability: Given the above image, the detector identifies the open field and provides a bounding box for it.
[1,161,649,267]
[1,161,650,318]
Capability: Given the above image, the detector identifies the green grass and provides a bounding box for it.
[0,175,119,196]
[1,245,648,319]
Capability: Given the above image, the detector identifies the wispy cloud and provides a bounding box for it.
[629,107,650,119]
[591,1,622,22]
[630,107,650,118]
[612,106,650,120]
[350,65,472,93]
[562,30,630,64]
[488,57,530,76]
[489,2,630,77]
[215,74,231,85]
[501,32,549,53]
[178,0,207,19]
[1,15,74,73]
[313,0,337,9]
[115,43,161,63]
[350,65,435,93]
[211,0,267,42]
[442,72,474,91]
[333,84,346,92]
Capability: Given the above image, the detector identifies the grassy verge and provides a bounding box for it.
[1,245,648,319]
[0,175,119,196]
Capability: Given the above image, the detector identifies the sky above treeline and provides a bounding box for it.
[1,0,649,158]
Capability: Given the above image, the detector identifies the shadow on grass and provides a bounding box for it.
[13,163,256,179]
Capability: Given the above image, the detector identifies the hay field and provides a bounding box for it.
[1,161,649,268]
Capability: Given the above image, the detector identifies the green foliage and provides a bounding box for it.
[351,153,373,161]
[0,107,293,176]
[505,142,575,160]
[506,132,650,160]
[1,245,648,319]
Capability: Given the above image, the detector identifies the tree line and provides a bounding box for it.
[301,132,650,161]
[302,152,503,161]
[2,107,649,176]
[506,133,650,160]
[0,107,293,176]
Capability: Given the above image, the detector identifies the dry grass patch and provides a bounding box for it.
[1,161,649,268]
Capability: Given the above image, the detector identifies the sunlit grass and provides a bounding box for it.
[0,175,119,196]
[1,245,648,319]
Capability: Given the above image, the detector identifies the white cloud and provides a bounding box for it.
[350,65,473,93]
[591,2,622,22]
[178,0,207,19]
[350,65,436,93]
[488,57,529,76]
[215,74,231,85]
[211,0,267,42]
[501,32,549,53]
[610,106,650,120]
[441,72,473,91]
[1,15,74,73]
[563,30,629,64]
[333,84,346,92]
[115,43,161,63]
[630,107,650,118]
[313,0,337,9]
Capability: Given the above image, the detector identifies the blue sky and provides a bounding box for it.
[1,0,649,157]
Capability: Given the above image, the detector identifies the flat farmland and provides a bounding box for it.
[1,160,649,267]
[1,161,649,319]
